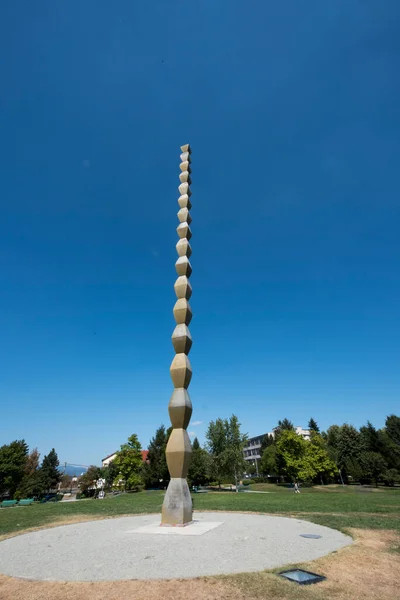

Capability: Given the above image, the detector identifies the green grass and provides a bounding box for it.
[1,486,399,537]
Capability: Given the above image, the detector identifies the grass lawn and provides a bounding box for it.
[1,484,399,538]
[1,486,399,600]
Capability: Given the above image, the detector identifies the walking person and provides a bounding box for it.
[294,481,300,494]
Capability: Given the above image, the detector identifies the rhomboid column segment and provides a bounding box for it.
[161,144,194,526]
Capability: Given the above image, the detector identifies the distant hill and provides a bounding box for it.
[62,464,89,477]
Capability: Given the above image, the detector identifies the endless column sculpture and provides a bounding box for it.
[161,144,193,525]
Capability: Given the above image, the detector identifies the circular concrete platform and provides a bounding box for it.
[0,512,352,581]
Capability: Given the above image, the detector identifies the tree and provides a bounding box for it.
[385,415,400,447]
[260,434,274,457]
[308,418,320,433]
[224,415,247,491]
[206,418,228,487]
[383,415,400,470]
[40,449,61,493]
[360,422,382,454]
[359,452,387,487]
[336,425,365,483]
[277,419,295,431]
[276,430,306,480]
[307,434,338,482]
[0,440,29,498]
[326,425,340,450]
[382,468,399,487]
[246,462,257,475]
[300,444,337,483]
[326,424,341,467]
[188,438,210,486]
[275,431,337,483]
[113,434,143,491]
[142,425,170,489]
[260,444,278,477]
[206,415,247,488]
[19,448,43,498]
[79,465,103,496]
[103,461,120,490]
[274,419,295,440]
[25,448,40,476]
[60,473,73,490]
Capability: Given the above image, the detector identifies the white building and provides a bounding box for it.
[294,426,311,441]
[102,452,117,468]
[102,450,148,468]
[243,426,311,464]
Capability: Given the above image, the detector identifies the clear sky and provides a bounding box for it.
[1,1,399,466]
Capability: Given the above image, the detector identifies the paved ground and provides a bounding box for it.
[0,512,352,581]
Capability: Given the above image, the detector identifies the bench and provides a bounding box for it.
[19,498,34,506]
[192,487,208,494]
[1,500,18,508]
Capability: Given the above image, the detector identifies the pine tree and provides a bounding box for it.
[188,437,209,486]
[260,434,274,457]
[382,415,400,471]
[278,419,295,430]
[386,415,400,447]
[274,419,294,440]
[359,452,387,487]
[142,425,170,489]
[336,425,365,482]
[360,422,383,453]
[308,418,320,433]
[40,448,61,493]
[0,440,29,498]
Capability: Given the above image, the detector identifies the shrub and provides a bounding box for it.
[251,476,266,484]
[383,469,399,487]
[127,486,143,493]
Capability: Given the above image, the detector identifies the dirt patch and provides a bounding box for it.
[0,576,246,600]
[302,529,400,600]
[226,528,400,600]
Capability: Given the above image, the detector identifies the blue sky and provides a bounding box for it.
[1,1,399,466]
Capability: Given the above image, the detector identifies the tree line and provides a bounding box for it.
[0,442,61,499]
[2,413,398,499]
[139,413,400,489]
[259,415,400,486]
[79,416,247,495]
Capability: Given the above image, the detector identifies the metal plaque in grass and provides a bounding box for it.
[279,568,326,585]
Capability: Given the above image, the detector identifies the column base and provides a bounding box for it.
[161,478,192,525]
